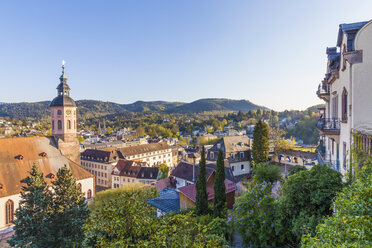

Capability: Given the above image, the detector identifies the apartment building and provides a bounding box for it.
[316,20,372,175]
[118,142,173,167]
[207,136,252,177]
[81,148,120,187]
[111,160,159,188]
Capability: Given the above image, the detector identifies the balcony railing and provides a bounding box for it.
[316,83,330,95]
[317,150,340,172]
[317,118,340,133]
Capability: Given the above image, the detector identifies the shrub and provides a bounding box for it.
[279,164,343,245]
[253,163,281,184]
[232,181,282,247]
[302,158,372,247]
[288,165,307,176]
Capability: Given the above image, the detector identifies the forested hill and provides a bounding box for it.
[167,98,269,113]
[0,98,269,120]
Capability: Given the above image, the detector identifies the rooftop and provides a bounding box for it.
[0,136,93,198]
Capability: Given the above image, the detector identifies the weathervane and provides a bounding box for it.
[62,60,65,74]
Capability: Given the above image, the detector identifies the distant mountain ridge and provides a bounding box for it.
[0,98,269,120]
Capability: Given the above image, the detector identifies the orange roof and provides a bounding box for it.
[0,136,93,198]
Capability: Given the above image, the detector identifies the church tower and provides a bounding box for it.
[50,61,80,164]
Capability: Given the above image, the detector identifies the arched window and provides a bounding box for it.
[5,200,14,225]
[58,120,62,130]
[67,120,71,130]
[77,183,82,192]
[342,88,348,122]
[57,110,62,115]
[87,189,92,199]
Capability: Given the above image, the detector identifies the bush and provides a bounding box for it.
[232,181,283,247]
[288,165,307,176]
[279,164,343,246]
[84,185,227,247]
[302,158,372,247]
[253,163,281,184]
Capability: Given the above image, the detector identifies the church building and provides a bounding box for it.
[0,62,94,232]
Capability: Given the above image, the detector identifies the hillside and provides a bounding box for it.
[0,98,269,120]
[168,98,269,113]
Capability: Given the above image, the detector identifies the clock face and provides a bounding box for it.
[66,110,71,115]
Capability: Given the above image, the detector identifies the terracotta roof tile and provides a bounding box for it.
[0,136,93,198]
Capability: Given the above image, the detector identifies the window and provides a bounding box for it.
[343,142,347,170]
[240,152,244,158]
[342,89,348,122]
[241,164,244,170]
[5,200,14,225]
[58,120,62,130]
[232,166,234,172]
[87,189,92,199]
[210,152,214,159]
[74,120,76,130]
[57,110,62,115]
[67,120,71,129]
[332,95,339,119]
[52,121,54,130]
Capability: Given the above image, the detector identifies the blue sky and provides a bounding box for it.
[0,0,371,111]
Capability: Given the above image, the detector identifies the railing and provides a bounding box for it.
[316,83,330,95]
[317,118,340,132]
[317,150,340,172]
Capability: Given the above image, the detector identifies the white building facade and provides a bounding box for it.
[316,20,372,175]
[118,142,173,167]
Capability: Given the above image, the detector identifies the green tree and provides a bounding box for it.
[84,185,158,247]
[105,126,112,136]
[9,164,52,247]
[213,150,226,218]
[288,165,307,176]
[196,146,209,215]
[253,163,281,184]
[252,120,270,163]
[159,163,169,179]
[50,166,89,247]
[77,135,84,144]
[302,158,372,247]
[279,164,343,246]
[136,126,146,137]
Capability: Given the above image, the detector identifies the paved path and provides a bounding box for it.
[230,230,247,248]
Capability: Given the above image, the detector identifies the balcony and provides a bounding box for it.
[317,118,340,135]
[317,150,340,172]
[316,83,330,101]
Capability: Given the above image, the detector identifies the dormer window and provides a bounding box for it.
[40,152,48,158]
[15,155,24,160]
[0,184,3,190]
[46,173,55,179]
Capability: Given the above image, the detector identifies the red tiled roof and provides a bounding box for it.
[178,179,236,202]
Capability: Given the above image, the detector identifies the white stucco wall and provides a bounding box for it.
[230,161,250,176]
[354,21,372,135]
[0,177,94,231]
